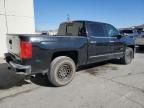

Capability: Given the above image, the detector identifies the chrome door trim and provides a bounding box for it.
[89,52,123,59]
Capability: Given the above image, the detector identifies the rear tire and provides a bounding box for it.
[120,47,133,64]
[48,56,76,87]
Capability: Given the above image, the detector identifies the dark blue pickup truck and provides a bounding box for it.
[5,21,135,86]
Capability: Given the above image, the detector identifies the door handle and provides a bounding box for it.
[90,41,97,44]
[109,41,115,43]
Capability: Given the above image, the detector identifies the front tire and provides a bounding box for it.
[121,47,133,64]
[48,56,76,87]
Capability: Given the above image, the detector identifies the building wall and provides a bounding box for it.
[0,0,35,57]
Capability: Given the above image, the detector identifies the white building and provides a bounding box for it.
[0,0,35,57]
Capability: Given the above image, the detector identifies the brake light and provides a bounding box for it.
[20,41,32,59]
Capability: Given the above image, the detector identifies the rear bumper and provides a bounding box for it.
[5,53,32,75]
[5,53,50,75]
[8,61,31,75]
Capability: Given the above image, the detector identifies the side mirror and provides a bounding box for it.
[112,34,123,39]
[123,33,129,36]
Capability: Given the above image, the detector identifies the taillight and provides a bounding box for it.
[20,41,32,59]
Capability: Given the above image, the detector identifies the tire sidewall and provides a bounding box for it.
[124,48,133,64]
[49,56,76,87]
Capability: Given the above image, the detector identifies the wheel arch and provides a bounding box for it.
[51,51,79,65]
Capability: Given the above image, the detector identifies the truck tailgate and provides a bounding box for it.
[7,35,20,56]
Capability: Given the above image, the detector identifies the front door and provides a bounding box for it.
[105,24,125,56]
[87,22,111,64]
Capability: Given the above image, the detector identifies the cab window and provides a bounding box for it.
[57,22,86,36]
[87,22,105,37]
[106,24,119,37]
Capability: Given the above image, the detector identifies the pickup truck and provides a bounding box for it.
[5,21,135,87]
[119,28,139,38]
[135,28,144,49]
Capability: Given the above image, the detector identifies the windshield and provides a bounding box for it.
[57,22,86,36]
[120,30,133,34]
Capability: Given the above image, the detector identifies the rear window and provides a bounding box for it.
[57,22,86,36]
[87,22,105,37]
[58,23,67,36]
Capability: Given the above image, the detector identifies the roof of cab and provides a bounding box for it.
[61,20,109,25]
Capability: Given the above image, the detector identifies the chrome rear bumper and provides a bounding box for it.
[8,61,31,75]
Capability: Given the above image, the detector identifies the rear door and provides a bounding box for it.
[87,22,111,64]
[105,24,125,55]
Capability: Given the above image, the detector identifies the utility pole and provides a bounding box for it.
[67,14,70,22]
